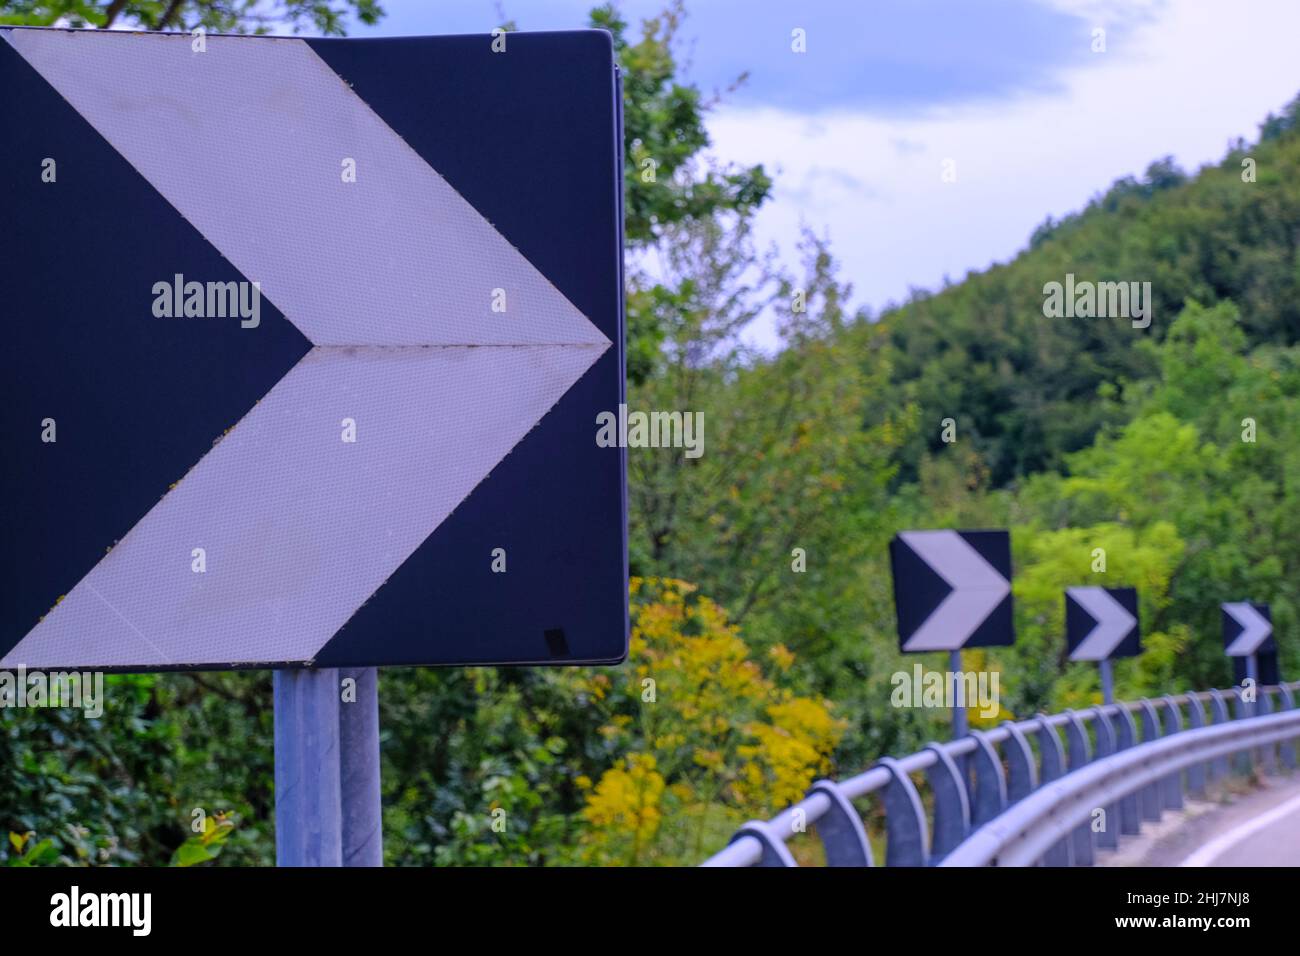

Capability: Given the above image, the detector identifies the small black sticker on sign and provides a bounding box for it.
[544,628,569,657]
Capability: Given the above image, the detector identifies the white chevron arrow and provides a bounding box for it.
[1,29,607,350]
[1067,587,1136,661]
[0,30,610,669]
[1224,602,1272,656]
[898,530,1010,651]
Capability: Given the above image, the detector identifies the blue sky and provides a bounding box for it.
[346,1,1300,349]
[351,0,1130,113]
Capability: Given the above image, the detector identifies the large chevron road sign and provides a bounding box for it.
[889,530,1014,652]
[0,28,627,671]
[1066,586,1139,661]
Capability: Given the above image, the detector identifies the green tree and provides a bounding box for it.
[0,0,382,33]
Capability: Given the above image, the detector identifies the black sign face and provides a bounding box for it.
[1066,586,1140,661]
[1,28,627,671]
[890,530,1013,652]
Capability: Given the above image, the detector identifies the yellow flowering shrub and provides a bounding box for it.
[576,578,844,865]
[579,754,664,864]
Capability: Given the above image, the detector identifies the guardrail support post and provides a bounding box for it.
[1062,711,1094,865]
[1000,721,1038,804]
[1259,690,1278,774]
[1034,717,1071,865]
[1231,689,1256,776]
[1279,686,1297,771]
[923,744,971,863]
[1184,694,1208,797]
[876,757,929,867]
[807,780,873,867]
[730,820,798,867]
[1209,690,1231,781]
[1111,706,1142,835]
[1160,696,1185,809]
[969,730,1007,826]
[1090,707,1120,848]
[1136,700,1164,822]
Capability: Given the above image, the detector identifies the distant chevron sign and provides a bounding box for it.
[1066,586,1139,661]
[0,28,628,671]
[889,530,1014,652]
[1223,602,1274,657]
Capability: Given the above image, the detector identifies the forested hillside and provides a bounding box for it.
[878,98,1300,485]
[4,2,1300,867]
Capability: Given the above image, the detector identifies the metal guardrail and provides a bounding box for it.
[700,682,1300,867]
[945,706,1300,866]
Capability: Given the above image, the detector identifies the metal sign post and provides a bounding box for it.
[274,668,382,867]
[949,649,967,740]
[339,668,383,867]
[274,670,342,867]
[1099,658,1114,705]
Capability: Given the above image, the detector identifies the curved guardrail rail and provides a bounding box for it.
[944,706,1300,866]
[700,682,1300,867]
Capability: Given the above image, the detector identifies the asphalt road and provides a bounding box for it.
[1112,775,1300,866]
[1181,785,1300,866]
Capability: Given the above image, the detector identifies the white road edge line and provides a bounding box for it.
[1178,790,1300,867]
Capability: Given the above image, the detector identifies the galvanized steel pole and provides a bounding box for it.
[274,669,343,866]
[340,667,383,866]
[950,649,968,740]
[275,667,383,866]
[1099,658,1114,705]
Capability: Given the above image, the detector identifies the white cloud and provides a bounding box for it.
[706,0,1300,350]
